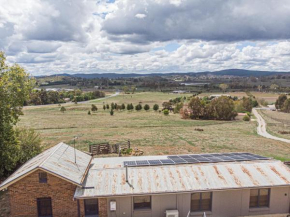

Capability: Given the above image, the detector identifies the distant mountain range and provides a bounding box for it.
[40,69,290,79]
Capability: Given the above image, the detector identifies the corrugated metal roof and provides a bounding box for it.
[74,159,290,198]
[0,142,92,190]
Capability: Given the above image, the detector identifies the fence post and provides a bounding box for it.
[128,140,131,149]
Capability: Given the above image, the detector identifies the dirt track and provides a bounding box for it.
[252,108,290,144]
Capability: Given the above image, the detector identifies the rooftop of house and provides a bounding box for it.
[0,142,92,190]
[74,154,290,198]
[1,143,290,199]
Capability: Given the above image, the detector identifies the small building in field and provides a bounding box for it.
[1,142,290,217]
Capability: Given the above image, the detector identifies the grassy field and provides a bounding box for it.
[259,109,290,141]
[19,92,290,161]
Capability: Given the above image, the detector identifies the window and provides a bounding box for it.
[84,199,99,216]
[250,189,270,208]
[39,172,47,183]
[133,196,151,210]
[191,192,212,212]
[37,198,52,217]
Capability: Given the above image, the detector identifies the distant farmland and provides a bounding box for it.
[18,92,290,161]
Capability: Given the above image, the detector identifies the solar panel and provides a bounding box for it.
[167,156,181,159]
[160,159,175,165]
[184,158,199,163]
[171,158,187,164]
[148,160,162,166]
[123,152,270,167]
[124,161,136,166]
[179,155,192,159]
[136,160,149,166]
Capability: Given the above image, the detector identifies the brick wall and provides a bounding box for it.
[9,169,78,217]
[0,189,10,217]
[99,198,108,217]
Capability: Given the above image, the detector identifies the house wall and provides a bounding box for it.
[106,187,290,217]
[8,169,78,217]
[0,189,10,217]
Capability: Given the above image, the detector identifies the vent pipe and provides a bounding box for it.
[125,164,128,183]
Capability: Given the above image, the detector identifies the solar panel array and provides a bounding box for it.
[123,153,270,167]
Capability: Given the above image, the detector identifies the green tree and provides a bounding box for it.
[144,104,150,111]
[121,103,125,110]
[123,86,129,94]
[153,104,159,111]
[213,96,237,120]
[103,105,106,110]
[275,94,287,110]
[131,86,136,94]
[282,99,290,113]
[88,111,91,115]
[243,115,250,121]
[106,104,109,109]
[60,106,66,113]
[91,104,98,112]
[0,51,35,176]
[163,109,169,115]
[15,128,42,164]
[219,83,229,92]
[111,102,115,110]
[188,97,203,119]
[110,109,114,116]
[135,104,142,111]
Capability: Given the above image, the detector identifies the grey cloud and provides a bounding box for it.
[21,0,89,42]
[102,0,290,43]
[26,41,61,53]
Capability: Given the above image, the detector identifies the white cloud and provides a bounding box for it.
[0,0,290,75]
[135,13,147,19]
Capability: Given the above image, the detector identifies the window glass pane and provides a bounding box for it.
[39,172,47,183]
[134,196,151,210]
[201,193,211,211]
[250,189,259,196]
[259,189,269,207]
[85,199,99,215]
[191,193,201,212]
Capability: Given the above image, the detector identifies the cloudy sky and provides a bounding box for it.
[1,0,290,75]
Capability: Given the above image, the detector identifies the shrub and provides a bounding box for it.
[174,102,183,114]
[243,115,250,121]
[121,104,126,110]
[135,104,142,111]
[106,104,110,109]
[153,104,159,111]
[60,106,66,113]
[88,111,91,115]
[163,109,169,115]
[144,104,150,111]
[110,109,114,116]
[103,105,106,110]
[91,104,98,112]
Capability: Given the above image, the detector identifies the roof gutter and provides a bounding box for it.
[73,184,290,199]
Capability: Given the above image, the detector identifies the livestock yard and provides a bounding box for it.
[18,91,290,161]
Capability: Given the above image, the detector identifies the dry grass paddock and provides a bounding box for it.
[259,109,290,141]
[19,92,290,161]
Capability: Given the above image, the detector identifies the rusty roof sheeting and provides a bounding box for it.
[0,142,92,190]
[74,160,290,198]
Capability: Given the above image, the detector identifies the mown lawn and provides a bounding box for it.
[19,92,290,161]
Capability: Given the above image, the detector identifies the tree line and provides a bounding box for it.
[26,89,105,105]
[180,96,258,121]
